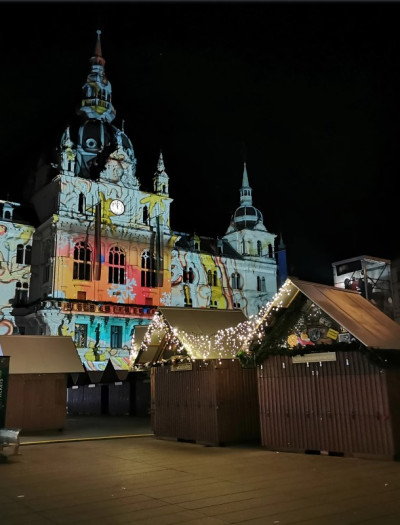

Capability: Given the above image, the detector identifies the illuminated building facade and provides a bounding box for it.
[0,31,283,370]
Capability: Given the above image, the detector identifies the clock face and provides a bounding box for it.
[110,199,125,215]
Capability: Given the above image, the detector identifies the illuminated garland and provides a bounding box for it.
[137,282,297,366]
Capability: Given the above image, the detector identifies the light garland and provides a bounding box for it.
[137,279,299,366]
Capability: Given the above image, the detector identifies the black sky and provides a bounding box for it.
[1,0,400,285]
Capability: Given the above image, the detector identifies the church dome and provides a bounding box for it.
[233,205,263,230]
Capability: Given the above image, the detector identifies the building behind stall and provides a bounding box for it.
[0,30,284,385]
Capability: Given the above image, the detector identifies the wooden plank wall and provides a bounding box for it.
[151,360,260,446]
[258,352,399,460]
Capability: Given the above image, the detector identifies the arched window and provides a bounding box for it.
[143,206,149,224]
[241,239,246,254]
[25,246,32,264]
[78,193,86,214]
[213,270,218,286]
[141,250,156,287]
[207,269,212,286]
[108,246,126,284]
[231,272,241,289]
[16,244,24,264]
[257,240,262,256]
[268,243,273,258]
[15,281,28,304]
[16,244,31,264]
[73,241,92,281]
[257,276,266,292]
[183,267,194,284]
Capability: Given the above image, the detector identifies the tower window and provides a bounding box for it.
[108,246,126,284]
[78,193,86,214]
[207,270,212,286]
[213,270,218,286]
[16,245,23,264]
[73,241,92,281]
[231,272,241,289]
[141,250,156,287]
[257,241,262,256]
[16,244,31,265]
[257,276,266,292]
[15,281,28,304]
[143,206,149,224]
[268,244,273,258]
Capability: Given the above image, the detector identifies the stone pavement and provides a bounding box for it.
[2,415,400,524]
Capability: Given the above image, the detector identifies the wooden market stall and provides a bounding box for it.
[0,335,84,432]
[251,278,400,461]
[136,307,261,446]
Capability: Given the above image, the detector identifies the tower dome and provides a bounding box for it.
[229,163,265,231]
[233,205,263,230]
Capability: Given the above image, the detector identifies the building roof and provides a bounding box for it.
[273,278,400,350]
[0,335,84,374]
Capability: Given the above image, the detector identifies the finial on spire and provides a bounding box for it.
[95,29,102,57]
[242,162,250,190]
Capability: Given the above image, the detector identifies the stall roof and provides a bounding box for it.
[0,335,84,374]
[274,278,400,350]
[159,307,247,335]
[137,307,248,362]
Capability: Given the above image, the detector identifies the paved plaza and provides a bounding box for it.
[2,416,400,524]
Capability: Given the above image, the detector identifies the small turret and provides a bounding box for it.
[153,151,169,196]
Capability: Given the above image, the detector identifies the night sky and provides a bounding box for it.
[1,1,400,285]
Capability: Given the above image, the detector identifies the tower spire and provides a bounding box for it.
[79,29,115,123]
[239,162,252,206]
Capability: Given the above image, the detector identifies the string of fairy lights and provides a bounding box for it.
[132,279,297,366]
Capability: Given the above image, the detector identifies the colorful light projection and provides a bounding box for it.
[0,222,34,335]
